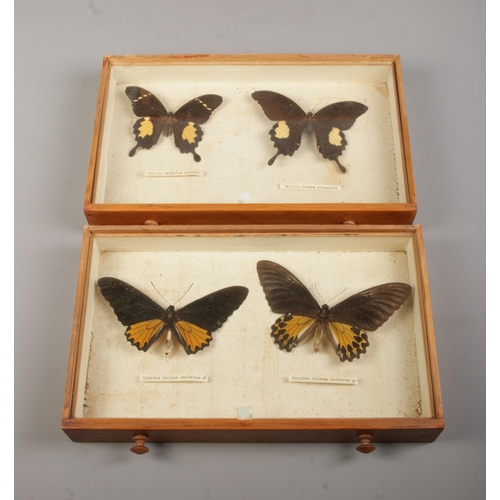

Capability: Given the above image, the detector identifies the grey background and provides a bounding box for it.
[15,1,485,499]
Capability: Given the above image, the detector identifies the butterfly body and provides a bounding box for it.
[98,277,248,355]
[125,86,223,162]
[252,91,367,172]
[256,260,411,362]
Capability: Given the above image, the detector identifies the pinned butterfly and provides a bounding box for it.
[125,86,223,162]
[98,277,248,356]
[256,260,411,362]
[252,91,368,172]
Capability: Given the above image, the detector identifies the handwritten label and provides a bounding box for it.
[140,374,209,383]
[288,375,358,385]
[279,182,341,192]
[143,170,205,177]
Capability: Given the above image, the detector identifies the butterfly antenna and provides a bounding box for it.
[314,283,327,304]
[173,283,194,307]
[151,282,171,306]
[326,287,348,306]
[311,98,323,114]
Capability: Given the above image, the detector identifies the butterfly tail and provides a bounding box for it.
[268,151,281,166]
[332,157,347,173]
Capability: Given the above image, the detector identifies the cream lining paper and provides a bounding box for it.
[96,64,405,205]
[79,235,427,420]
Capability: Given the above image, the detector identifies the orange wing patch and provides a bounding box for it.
[175,321,212,354]
[270,314,316,352]
[125,319,166,351]
[328,322,369,362]
[138,117,154,138]
[181,122,198,144]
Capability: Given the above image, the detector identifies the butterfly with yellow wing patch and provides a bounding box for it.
[125,86,223,162]
[252,90,368,172]
[98,277,248,355]
[256,260,411,362]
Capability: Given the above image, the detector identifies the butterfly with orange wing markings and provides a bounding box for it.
[256,260,411,362]
[251,90,368,173]
[125,86,223,162]
[98,277,248,355]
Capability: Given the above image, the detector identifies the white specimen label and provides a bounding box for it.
[140,374,209,382]
[143,170,205,177]
[288,375,358,385]
[279,182,341,191]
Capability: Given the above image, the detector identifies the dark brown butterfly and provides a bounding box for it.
[125,86,223,162]
[98,277,248,355]
[256,260,411,362]
[252,91,368,172]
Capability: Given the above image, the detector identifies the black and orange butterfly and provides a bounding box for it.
[98,277,248,355]
[252,90,368,172]
[256,260,411,362]
[125,86,223,162]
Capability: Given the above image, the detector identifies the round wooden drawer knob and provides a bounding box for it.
[356,433,376,453]
[130,434,150,454]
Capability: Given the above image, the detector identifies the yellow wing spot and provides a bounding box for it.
[328,127,343,146]
[182,122,198,144]
[275,121,290,139]
[126,319,165,349]
[196,98,212,111]
[138,117,153,138]
[176,321,211,352]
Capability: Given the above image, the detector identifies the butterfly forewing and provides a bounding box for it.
[176,286,249,331]
[327,283,412,331]
[313,101,369,131]
[252,91,307,122]
[256,260,320,317]
[173,95,223,124]
[125,86,169,117]
[98,277,167,326]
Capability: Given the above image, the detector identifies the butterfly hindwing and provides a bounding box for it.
[174,286,249,354]
[252,91,308,165]
[129,116,168,157]
[327,322,370,362]
[125,87,222,160]
[271,313,317,352]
